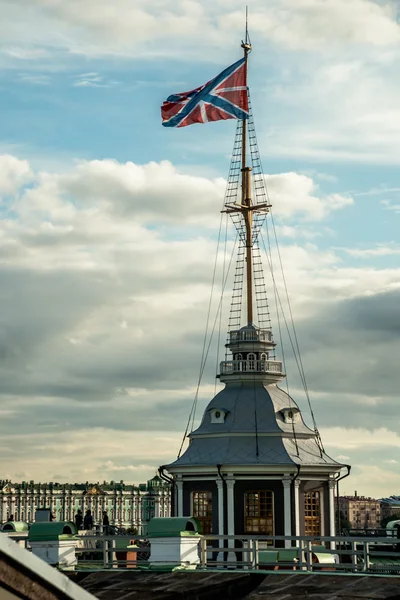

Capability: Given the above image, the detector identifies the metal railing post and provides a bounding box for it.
[305,539,312,571]
[111,538,117,568]
[363,542,370,572]
[103,540,109,568]
[200,537,207,568]
[251,539,258,570]
[351,541,357,572]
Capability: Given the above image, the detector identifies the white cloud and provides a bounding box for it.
[0,154,32,197]
[2,46,50,60]
[343,244,400,258]
[262,52,400,164]
[2,0,399,60]
[321,427,400,450]
[0,153,398,495]
[17,73,50,85]
[266,172,353,220]
[0,429,183,483]
[381,199,400,213]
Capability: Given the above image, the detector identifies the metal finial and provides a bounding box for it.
[241,6,252,51]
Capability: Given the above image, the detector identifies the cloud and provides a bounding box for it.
[0,153,398,495]
[2,46,50,60]
[0,154,33,197]
[266,172,353,220]
[343,244,400,257]
[261,50,400,164]
[381,199,400,213]
[17,73,51,85]
[2,0,398,60]
[321,427,400,450]
[72,72,118,87]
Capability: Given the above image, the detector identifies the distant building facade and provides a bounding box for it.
[0,476,171,534]
[338,492,381,529]
[380,496,400,522]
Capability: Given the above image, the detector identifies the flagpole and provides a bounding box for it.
[241,9,253,326]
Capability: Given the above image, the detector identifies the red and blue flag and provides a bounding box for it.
[161,57,249,128]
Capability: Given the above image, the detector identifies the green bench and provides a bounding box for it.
[258,548,299,570]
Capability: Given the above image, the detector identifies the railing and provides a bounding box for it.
[26,532,397,574]
[229,330,273,343]
[220,359,283,375]
[197,534,400,574]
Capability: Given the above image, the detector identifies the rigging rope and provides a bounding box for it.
[262,218,299,456]
[214,213,229,395]
[177,210,224,458]
[177,231,239,458]
[269,211,325,454]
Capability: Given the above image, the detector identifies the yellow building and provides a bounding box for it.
[339,492,381,529]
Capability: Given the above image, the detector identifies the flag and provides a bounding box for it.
[161,57,249,128]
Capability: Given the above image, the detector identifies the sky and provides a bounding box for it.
[0,0,399,498]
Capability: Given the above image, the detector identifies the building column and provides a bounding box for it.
[294,479,301,537]
[226,478,235,562]
[176,478,183,517]
[283,478,292,548]
[154,493,160,518]
[216,478,225,560]
[328,479,336,549]
[319,487,325,536]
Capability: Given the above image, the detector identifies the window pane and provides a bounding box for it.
[304,491,321,536]
[244,491,274,535]
[192,491,213,534]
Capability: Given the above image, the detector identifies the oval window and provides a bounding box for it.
[215,411,221,419]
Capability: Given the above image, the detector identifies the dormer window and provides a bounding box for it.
[280,408,299,424]
[209,408,228,423]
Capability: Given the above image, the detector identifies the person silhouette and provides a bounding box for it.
[83,509,93,530]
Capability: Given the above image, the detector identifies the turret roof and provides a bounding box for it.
[167,382,342,470]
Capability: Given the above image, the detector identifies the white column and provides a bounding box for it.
[328,479,336,549]
[216,479,225,561]
[294,479,301,537]
[283,478,292,548]
[154,494,160,518]
[319,487,325,536]
[226,478,235,563]
[176,478,183,517]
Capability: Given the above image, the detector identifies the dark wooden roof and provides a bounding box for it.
[76,571,400,600]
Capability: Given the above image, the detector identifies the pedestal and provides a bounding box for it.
[30,539,77,570]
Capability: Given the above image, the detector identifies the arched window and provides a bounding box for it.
[260,353,267,362]
[235,353,244,371]
[247,353,256,371]
[304,491,321,536]
[244,491,274,534]
[192,491,212,534]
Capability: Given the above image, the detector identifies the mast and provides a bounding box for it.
[241,11,253,326]
[223,16,271,328]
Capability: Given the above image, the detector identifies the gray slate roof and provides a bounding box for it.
[167,383,342,470]
[191,383,314,437]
